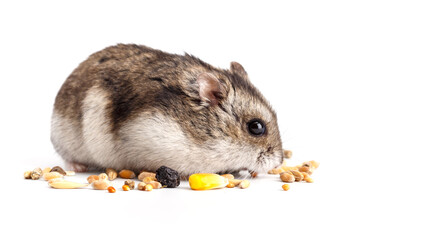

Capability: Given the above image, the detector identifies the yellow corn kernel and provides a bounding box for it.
[189,173,229,190]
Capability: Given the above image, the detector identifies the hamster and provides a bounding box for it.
[51,44,283,176]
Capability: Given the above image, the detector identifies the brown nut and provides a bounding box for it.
[280,172,295,183]
[106,168,118,181]
[138,171,156,181]
[289,170,304,182]
[31,168,42,180]
[124,180,135,189]
[283,150,293,159]
[87,175,99,184]
[119,169,136,179]
[50,166,67,176]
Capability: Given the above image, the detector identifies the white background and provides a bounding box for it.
[1,0,426,239]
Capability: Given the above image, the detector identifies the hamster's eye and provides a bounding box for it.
[247,119,266,136]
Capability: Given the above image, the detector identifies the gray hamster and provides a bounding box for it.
[51,44,283,175]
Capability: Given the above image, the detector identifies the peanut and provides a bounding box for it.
[106,168,118,180]
[280,172,295,183]
[138,171,156,181]
[119,169,136,179]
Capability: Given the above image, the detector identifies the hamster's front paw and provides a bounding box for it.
[65,161,88,172]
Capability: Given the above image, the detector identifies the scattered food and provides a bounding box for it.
[138,171,156,181]
[289,170,304,182]
[282,184,290,191]
[156,166,180,188]
[50,166,67,176]
[48,179,88,189]
[280,171,295,183]
[124,180,135,189]
[31,168,42,180]
[189,173,229,190]
[122,185,130,191]
[92,173,112,190]
[107,186,116,193]
[24,171,32,179]
[118,169,136,179]
[106,168,118,180]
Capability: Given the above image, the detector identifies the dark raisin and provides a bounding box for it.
[155,166,180,188]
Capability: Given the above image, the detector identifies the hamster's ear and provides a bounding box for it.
[230,61,248,79]
[197,73,225,106]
